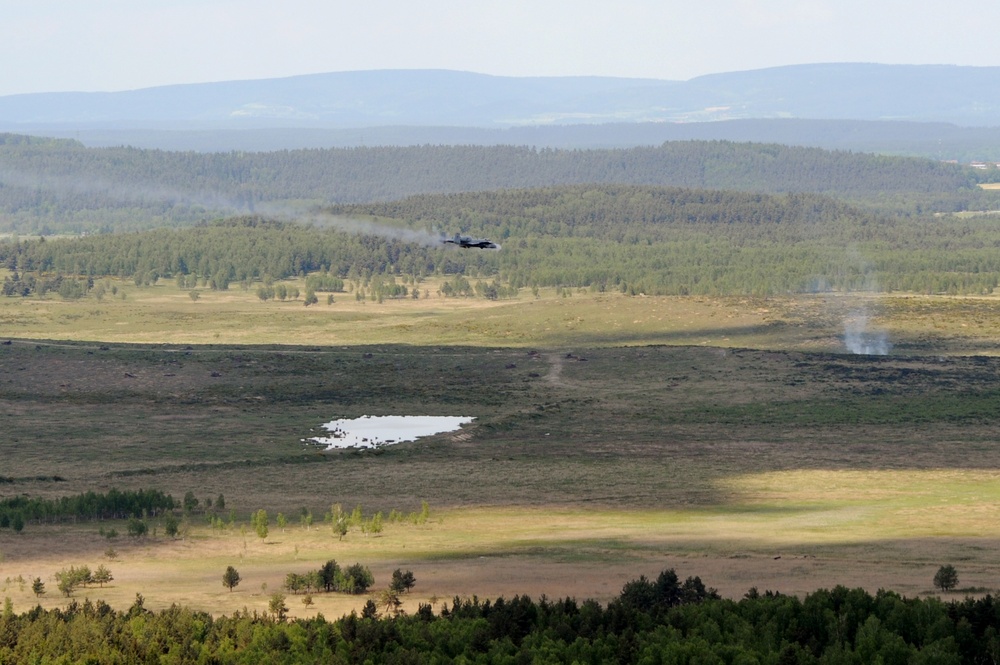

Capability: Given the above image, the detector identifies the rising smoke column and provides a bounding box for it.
[843,309,891,355]
[843,244,892,356]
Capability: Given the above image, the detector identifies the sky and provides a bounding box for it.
[2,0,999,97]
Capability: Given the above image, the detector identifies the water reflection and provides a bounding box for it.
[308,415,474,450]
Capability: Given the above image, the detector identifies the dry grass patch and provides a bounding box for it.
[718,469,1000,541]
[5,279,1000,353]
[4,502,1000,617]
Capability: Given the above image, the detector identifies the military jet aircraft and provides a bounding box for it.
[442,233,498,249]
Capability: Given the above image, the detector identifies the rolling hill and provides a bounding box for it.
[4,65,1000,154]
[2,138,996,234]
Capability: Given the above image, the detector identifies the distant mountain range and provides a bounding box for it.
[3,64,1000,154]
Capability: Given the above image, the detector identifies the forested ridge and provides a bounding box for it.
[2,134,998,234]
[6,184,1000,296]
[330,185,1000,295]
[1,572,997,663]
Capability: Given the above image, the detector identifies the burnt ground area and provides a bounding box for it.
[3,339,1000,512]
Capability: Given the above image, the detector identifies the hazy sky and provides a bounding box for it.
[2,0,998,97]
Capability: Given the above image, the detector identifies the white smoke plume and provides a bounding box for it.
[827,245,892,355]
[843,309,891,355]
[0,167,239,211]
[0,167,450,246]
[282,209,446,247]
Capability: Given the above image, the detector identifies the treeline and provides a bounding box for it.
[7,184,1000,295]
[2,135,999,233]
[330,184,882,242]
[0,488,175,526]
[3,571,1000,663]
[284,560,375,597]
[0,217,468,285]
[0,271,93,299]
[44,118,1000,161]
[52,565,114,597]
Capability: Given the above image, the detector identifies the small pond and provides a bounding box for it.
[307,415,474,450]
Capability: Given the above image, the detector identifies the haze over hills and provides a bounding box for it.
[9,120,1000,161]
[3,64,1000,155]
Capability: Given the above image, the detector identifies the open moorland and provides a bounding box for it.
[3,282,1000,617]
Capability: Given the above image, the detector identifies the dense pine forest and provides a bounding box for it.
[2,571,997,663]
[2,134,999,234]
[6,184,1000,296]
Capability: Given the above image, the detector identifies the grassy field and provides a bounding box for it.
[4,274,1000,353]
[3,280,1000,614]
